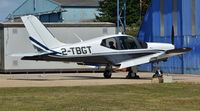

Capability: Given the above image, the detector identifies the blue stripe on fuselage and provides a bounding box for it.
[29,36,62,54]
[29,37,49,50]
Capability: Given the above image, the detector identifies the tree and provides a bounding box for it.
[96,0,117,23]
[96,0,151,26]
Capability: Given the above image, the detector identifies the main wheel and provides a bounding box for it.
[103,70,112,79]
[126,72,140,79]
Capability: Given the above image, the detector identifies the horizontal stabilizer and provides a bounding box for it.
[11,52,56,60]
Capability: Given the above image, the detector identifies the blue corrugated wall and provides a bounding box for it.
[138,0,200,74]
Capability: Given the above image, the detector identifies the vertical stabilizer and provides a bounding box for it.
[21,15,65,51]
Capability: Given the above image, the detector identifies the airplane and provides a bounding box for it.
[19,15,191,79]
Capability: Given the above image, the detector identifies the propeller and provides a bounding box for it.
[171,25,175,45]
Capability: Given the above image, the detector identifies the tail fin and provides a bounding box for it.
[21,15,65,52]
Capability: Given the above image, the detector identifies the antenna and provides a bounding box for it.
[73,33,83,42]
[118,32,123,35]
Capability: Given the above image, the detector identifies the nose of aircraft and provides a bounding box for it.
[147,43,175,51]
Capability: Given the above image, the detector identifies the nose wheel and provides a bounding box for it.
[152,62,163,78]
[152,69,163,78]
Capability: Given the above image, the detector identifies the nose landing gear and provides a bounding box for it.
[152,69,163,78]
[152,62,163,78]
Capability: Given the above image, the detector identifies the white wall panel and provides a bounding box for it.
[0,23,115,72]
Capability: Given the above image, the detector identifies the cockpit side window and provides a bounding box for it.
[100,36,144,50]
[125,37,137,49]
[101,39,106,47]
[138,40,148,48]
[118,36,141,49]
[101,38,117,49]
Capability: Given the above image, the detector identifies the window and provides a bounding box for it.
[101,38,117,49]
[119,36,138,49]
[101,36,146,50]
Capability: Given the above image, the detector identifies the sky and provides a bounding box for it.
[0,0,25,22]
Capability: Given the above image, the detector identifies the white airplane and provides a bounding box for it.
[20,15,191,79]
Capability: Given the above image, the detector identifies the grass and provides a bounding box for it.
[0,83,200,111]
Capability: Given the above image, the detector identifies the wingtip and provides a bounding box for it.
[183,47,192,52]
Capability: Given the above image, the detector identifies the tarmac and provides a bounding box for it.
[0,72,200,87]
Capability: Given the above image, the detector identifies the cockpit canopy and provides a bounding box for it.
[101,36,147,50]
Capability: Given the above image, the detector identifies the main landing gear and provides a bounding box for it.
[103,64,163,79]
[126,67,140,79]
[125,62,164,79]
[103,65,140,79]
[103,64,112,79]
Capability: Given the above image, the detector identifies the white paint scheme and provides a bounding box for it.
[19,15,191,70]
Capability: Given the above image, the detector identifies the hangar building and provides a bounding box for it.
[7,0,100,22]
[138,0,199,74]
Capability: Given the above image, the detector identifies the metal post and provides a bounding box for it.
[117,0,127,34]
[117,0,120,33]
[123,0,126,33]
[33,0,36,11]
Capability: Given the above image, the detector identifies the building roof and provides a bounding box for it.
[0,22,115,28]
[52,0,101,7]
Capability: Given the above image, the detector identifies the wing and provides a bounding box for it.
[21,48,191,69]
[150,48,192,62]
[119,48,191,69]
[21,50,160,65]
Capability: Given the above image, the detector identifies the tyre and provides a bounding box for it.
[103,70,112,79]
[126,72,140,79]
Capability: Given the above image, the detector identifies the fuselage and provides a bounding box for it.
[20,15,190,69]
[52,34,175,57]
